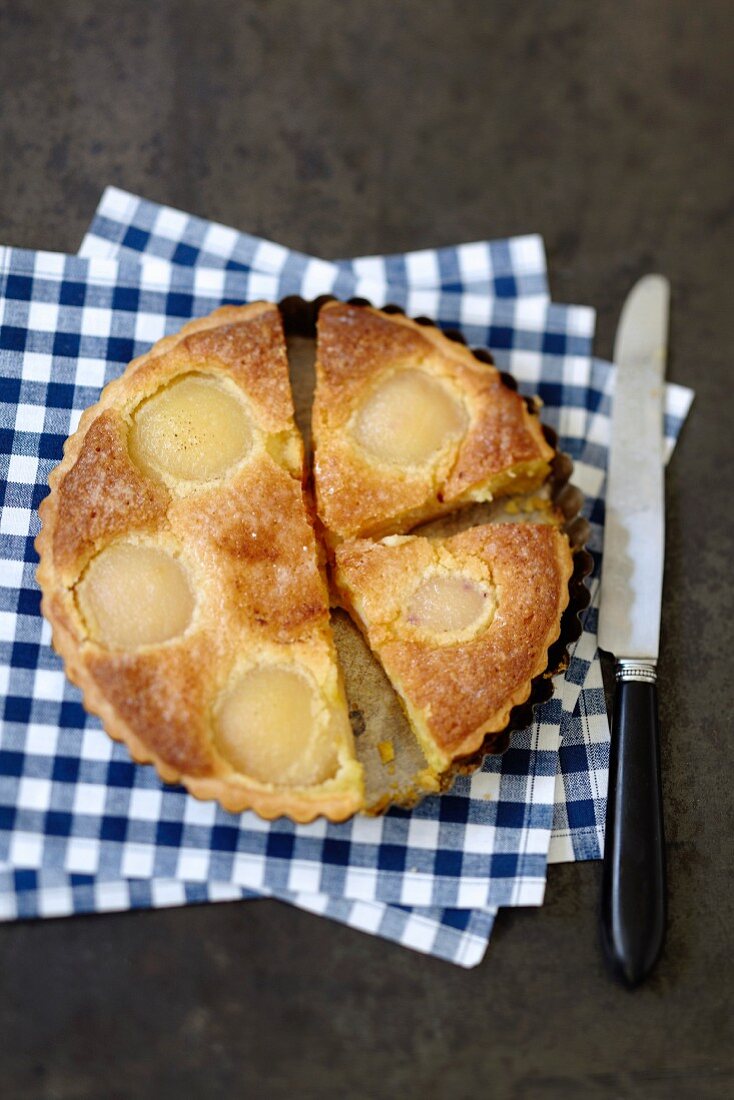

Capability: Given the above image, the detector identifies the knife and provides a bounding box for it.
[598,274,669,987]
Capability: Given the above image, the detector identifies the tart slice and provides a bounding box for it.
[36,303,363,822]
[312,301,555,544]
[333,523,573,775]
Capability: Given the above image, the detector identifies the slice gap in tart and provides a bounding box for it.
[328,608,441,813]
[36,302,363,822]
[312,301,555,544]
[334,522,574,777]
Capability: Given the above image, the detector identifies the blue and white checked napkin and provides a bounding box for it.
[0,192,693,967]
[80,189,693,867]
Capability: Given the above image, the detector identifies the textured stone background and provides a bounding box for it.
[0,2,732,1097]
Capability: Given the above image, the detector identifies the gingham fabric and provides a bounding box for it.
[81,186,550,302]
[82,197,693,938]
[0,867,496,968]
[0,244,603,967]
[79,202,695,932]
[0,218,693,964]
[79,189,693,866]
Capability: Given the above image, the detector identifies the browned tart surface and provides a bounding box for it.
[312,301,555,544]
[334,524,573,773]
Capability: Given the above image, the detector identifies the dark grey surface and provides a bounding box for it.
[1,2,733,1097]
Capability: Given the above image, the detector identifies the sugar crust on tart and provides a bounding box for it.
[312,302,555,544]
[334,523,574,774]
[36,303,363,822]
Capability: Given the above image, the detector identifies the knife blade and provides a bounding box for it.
[598,275,669,987]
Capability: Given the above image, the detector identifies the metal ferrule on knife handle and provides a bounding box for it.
[615,659,657,684]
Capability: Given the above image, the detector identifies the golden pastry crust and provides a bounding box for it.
[36,303,363,822]
[313,302,554,544]
[334,523,574,773]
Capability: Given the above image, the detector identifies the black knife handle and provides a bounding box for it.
[601,661,666,986]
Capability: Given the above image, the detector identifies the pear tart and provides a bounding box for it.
[37,298,584,822]
[334,524,574,776]
[36,303,363,822]
[312,301,555,544]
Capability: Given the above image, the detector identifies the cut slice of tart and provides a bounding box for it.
[36,303,363,822]
[312,301,555,545]
[333,523,574,775]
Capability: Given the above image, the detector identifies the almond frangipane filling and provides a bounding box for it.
[350,368,468,468]
[128,373,252,483]
[75,542,195,648]
[214,665,339,787]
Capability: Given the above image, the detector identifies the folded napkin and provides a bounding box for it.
[80,189,693,871]
[0,203,693,965]
[83,186,551,302]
